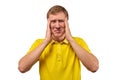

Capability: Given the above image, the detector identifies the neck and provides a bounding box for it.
[52,35,65,42]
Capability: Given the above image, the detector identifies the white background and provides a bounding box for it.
[0,0,120,80]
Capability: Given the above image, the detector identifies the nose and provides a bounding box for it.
[55,21,60,28]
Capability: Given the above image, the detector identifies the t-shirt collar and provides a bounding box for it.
[50,39,69,44]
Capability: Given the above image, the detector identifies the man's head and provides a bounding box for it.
[47,5,69,41]
[47,5,69,20]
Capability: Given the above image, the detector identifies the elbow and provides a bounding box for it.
[90,56,99,72]
[18,65,27,73]
[90,65,99,73]
[89,62,99,73]
[18,62,30,73]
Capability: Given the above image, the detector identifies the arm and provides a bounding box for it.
[18,20,52,73]
[65,18,99,72]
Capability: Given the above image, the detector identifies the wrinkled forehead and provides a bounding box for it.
[48,12,66,20]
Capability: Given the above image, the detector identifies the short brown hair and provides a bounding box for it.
[47,5,69,19]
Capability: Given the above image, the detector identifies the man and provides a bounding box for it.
[18,5,99,80]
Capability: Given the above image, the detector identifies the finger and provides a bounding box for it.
[47,19,50,28]
[65,18,70,31]
[65,18,68,28]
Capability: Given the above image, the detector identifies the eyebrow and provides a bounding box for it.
[51,19,64,22]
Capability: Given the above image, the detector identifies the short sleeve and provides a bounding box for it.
[27,39,43,54]
[26,39,50,61]
[74,37,92,53]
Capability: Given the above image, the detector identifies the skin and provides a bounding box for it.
[18,12,99,73]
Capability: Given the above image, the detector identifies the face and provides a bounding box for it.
[49,12,66,39]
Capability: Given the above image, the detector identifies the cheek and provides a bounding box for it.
[60,26,65,32]
[50,24,55,29]
[61,23,65,27]
[51,28,55,34]
[61,28,65,33]
[50,28,53,32]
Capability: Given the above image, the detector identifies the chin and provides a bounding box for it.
[53,33,61,36]
[54,35,61,38]
[52,34,62,38]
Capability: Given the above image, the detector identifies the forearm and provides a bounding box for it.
[18,40,49,73]
[68,37,99,72]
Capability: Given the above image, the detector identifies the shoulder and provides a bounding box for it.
[35,38,44,43]
[73,37,85,42]
[31,38,44,45]
[72,36,87,45]
[73,37,91,53]
[27,38,44,52]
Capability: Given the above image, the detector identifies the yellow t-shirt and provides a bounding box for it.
[28,37,91,80]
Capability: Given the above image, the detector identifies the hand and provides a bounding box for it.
[45,19,52,43]
[65,18,72,41]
